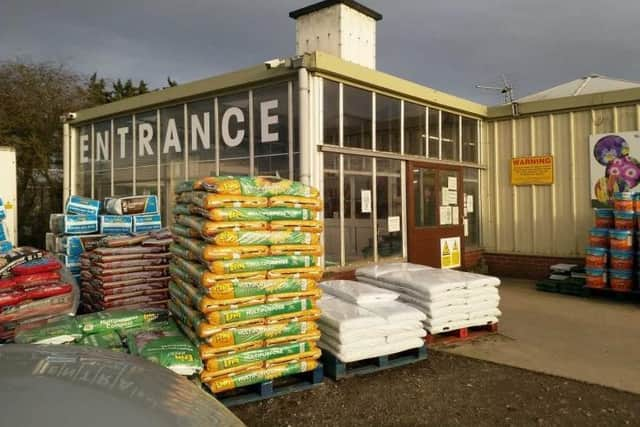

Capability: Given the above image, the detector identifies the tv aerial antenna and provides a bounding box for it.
[476,74,514,104]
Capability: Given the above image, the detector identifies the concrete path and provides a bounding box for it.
[441,279,640,394]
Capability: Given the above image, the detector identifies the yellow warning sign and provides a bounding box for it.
[511,155,554,185]
[440,237,461,269]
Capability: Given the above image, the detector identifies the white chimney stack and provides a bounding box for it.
[290,0,382,69]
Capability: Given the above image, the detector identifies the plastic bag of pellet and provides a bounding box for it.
[92,245,162,256]
[105,195,159,215]
[76,308,169,334]
[101,293,169,310]
[172,203,192,216]
[168,299,217,338]
[12,257,61,275]
[175,236,268,261]
[268,196,322,211]
[169,279,265,313]
[204,277,319,301]
[180,191,268,210]
[269,244,323,256]
[127,327,203,375]
[65,195,101,216]
[199,176,319,198]
[60,235,104,257]
[268,220,323,233]
[208,230,320,246]
[14,316,83,344]
[0,247,45,276]
[177,215,268,237]
[208,255,317,275]
[170,258,267,288]
[78,330,123,349]
[98,234,150,248]
[205,341,320,376]
[204,358,319,393]
[194,207,315,222]
[50,214,99,235]
[133,214,162,233]
[99,215,133,234]
[170,224,201,239]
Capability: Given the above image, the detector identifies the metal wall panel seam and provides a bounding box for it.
[90,123,95,199]
[110,120,115,196]
[132,115,137,196]
[530,115,537,253]
[214,99,220,176]
[549,114,557,254]
[493,122,500,252]
[511,119,518,252]
[184,104,189,179]
[613,106,619,132]
[249,90,255,176]
[569,112,578,253]
[636,104,640,131]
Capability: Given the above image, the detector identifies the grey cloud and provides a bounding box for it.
[2,0,639,105]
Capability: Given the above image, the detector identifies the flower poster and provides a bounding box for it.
[590,131,640,208]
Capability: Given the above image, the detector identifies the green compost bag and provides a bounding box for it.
[128,325,203,376]
[207,341,315,372]
[207,359,318,393]
[169,242,198,261]
[78,330,123,350]
[170,224,199,239]
[168,298,214,338]
[172,203,192,216]
[175,180,196,194]
[14,316,83,345]
[209,255,316,274]
[210,230,317,246]
[77,308,169,335]
[201,176,318,198]
[205,207,314,222]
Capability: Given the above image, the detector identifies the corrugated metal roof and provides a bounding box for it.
[517,74,640,103]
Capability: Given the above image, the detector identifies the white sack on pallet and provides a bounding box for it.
[361,300,426,323]
[425,316,499,334]
[319,337,424,363]
[355,262,432,279]
[386,329,427,343]
[319,320,424,343]
[320,334,387,352]
[317,295,387,332]
[320,280,399,305]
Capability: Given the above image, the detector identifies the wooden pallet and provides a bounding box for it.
[322,345,427,381]
[425,322,499,346]
[211,364,324,407]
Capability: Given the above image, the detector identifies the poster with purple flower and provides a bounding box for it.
[590,132,640,207]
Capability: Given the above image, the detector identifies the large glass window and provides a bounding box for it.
[375,94,401,153]
[343,85,372,150]
[413,168,437,227]
[160,106,185,225]
[136,111,158,196]
[441,111,460,161]
[323,153,340,266]
[76,125,92,197]
[462,117,479,163]
[323,80,339,146]
[93,121,111,200]
[188,99,215,179]
[219,93,250,175]
[254,83,289,177]
[376,159,403,259]
[464,168,480,247]
[113,116,133,196]
[404,102,426,156]
[428,108,440,159]
[344,155,374,264]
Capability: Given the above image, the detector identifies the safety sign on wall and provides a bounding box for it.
[511,155,554,185]
[440,237,461,269]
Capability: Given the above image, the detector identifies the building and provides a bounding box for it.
[62,0,640,278]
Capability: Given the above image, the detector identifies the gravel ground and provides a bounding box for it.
[233,350,640,427]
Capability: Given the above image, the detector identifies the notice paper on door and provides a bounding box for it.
[448,177,457,191]
[440,206,452,225]
[388,216,401,232]
[452,206,459,224]
[467,195,474,213]
[361,190,372,213]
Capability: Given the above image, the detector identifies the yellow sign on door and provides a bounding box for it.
[440,237,461,269]
[511,155,554,185]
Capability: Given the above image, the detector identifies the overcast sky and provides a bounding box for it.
[2,0,640,105]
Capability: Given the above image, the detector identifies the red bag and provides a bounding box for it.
[24,283,72,300]
[13,271,61,287]
[0,277,17,292]
[12,257,61,275]
[0,291,25,308]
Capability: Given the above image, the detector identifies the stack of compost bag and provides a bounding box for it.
[317,280,426,362]
[169,176,324,394]
[0,198,12,253]
[356,263,501,334]
[13,308,202,376]
[0,247,79,342]
[79,229,172,313]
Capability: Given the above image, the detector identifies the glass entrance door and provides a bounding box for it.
[407,162,464,268]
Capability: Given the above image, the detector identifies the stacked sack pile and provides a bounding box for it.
[0,248,78,342]
[317,280,426,362]
[0,198,12,253]
[79,230,172,313]
[586,192,638,292]
[13,308,202,376]
[168,176,324,394]
[356,263,501,335]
